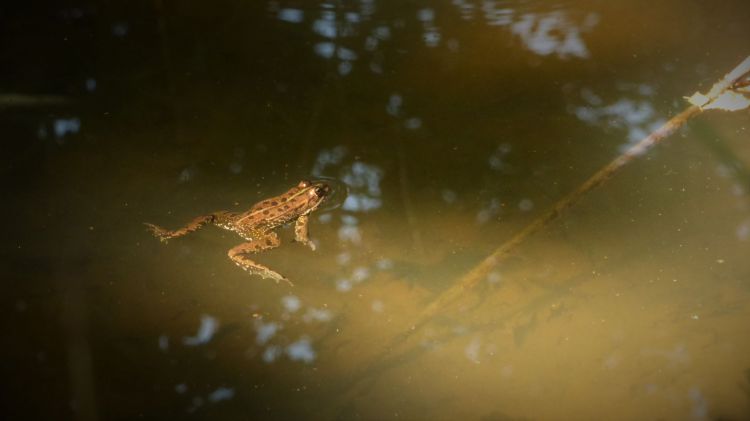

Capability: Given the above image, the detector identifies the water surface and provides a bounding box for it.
[3,1,750,420]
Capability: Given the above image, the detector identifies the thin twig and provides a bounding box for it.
[414,107,702,325]
[358,55,750,367]
[407,55,750,338]
[331,57,750,413]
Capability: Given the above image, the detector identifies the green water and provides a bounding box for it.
[3,1,750,420]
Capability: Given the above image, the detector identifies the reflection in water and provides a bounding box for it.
[337,214,362,244]
[311,145,347,177]
[281,294,302,312]
[488,142,513,172]
[263,346,283,363]
[276,0,598,80]
[208,387,235,403]
[34,116,82,144]
[276,4,361,75]
[518,198,533,212]
[476,197,500,224]
[302,307,333,323]
[336,278,352,292]
[341,163,383,212]
[310,142,402,304]
[311,146,390,295]
[510,11,597,58]
[313,42,336,59]
[464,336,482,364]
[186,386,236,413]
[313,11,337,39]
[277,8,304,24]
[252,295,334,365]
[479,1,514,25]
[371,299,385,313]
[571,84,666,152]
[85,78,97,92]
[158,334,169,351]
[386,93,402,117]
[178,165,198,183]
[183,315,219,346]
[336,265,372,293]
[53,118,81,139]
[6,1,750,420]
[738,219,750,240]
[254,320,279,345]
[417,8,441,48]
[286,337,317,363]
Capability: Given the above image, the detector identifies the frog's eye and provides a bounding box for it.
[314,186,327,197]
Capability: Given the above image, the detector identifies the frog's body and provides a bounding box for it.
[145,180,331,285]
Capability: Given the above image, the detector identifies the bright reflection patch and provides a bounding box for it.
[183,314,218,346]
[571,85,666,152]
[314,42,335,58]
[208,387,235,403]
[286,337,317,363]
[54,118,80,138]
[281,295,302,313]
[278,8,304,23]
[313,13,337,38]
[263,345,282,363]
[303,307,333,323]
[254,321,279,345]
[510,12,596,59]
[341,162,383,211]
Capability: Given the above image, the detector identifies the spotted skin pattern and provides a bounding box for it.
[145,180,331,285]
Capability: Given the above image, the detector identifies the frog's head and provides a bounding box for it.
[298,180,331,214]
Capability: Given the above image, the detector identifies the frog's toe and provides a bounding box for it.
[144,223,171,242]
[299,240,316,251]
[267,271,293,286]
[278,277,294,287]
[256,267,292,286]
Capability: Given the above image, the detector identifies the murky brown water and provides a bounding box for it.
[3,1,750,420]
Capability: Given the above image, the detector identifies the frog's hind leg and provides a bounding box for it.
[227,233,292,286]
[144,214,216,242]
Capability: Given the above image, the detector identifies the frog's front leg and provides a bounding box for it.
[227,232,293,286]
[144,214,216,243]
[294,215,316,251]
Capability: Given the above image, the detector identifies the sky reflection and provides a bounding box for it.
[183,315,219,346]
[5,1,750,420]
[570,84,667,152]
[275,0,598,82]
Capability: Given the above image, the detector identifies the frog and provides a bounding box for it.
[144,180,331,286]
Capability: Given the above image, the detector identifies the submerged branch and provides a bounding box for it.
[408,54,750,338]
[335,55,750,408]
[357,55,750,364]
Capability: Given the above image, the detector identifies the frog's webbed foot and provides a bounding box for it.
[227,233,293,286]
[294,215,316,251]
[144,223,174,243]
[144,214,216,243]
